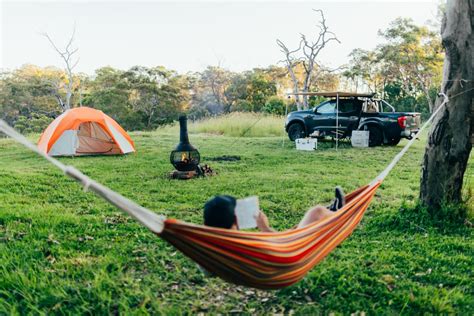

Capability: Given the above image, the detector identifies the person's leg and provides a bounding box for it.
[335,186,346,210]
[327,186,346,212]
[297,205,334,228]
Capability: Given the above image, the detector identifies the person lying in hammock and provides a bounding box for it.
[197,187,346,276]
[203,187,345,231]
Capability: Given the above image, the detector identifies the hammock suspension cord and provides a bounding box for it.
[0,119,165,234]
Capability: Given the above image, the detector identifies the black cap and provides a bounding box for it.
[203,195,237,229]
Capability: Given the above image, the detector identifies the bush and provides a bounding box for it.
[14,114,53,134]
[308,96,327,108]
[231,100,253,112]
[263,97,286,115]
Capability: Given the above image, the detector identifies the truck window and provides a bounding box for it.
[338,101,358,113]
[317,101,337,114]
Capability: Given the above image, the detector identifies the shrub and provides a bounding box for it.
[231,100,253,112]
[14,114,53,134]
[263,97,286,115]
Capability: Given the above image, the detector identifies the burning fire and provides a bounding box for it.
[181,152,188,162]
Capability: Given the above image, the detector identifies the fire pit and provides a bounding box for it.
[170,115,200,172]
[169,115,215,179]
[169,115,216,180]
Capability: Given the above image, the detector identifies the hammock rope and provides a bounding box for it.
[0,93,449,289]
[0,120,166,234]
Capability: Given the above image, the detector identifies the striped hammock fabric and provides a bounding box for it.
[160,182,380,289]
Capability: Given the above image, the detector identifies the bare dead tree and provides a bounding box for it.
[300,9,340,108]
[277,9,340,110]
[41,27,79,111]
[276,39,303,110]
[48,79,66,110]
[420,0,473,211]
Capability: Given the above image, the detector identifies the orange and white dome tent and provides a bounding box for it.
[38,107,135,156]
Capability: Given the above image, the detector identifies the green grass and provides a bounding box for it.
[159,112,286,137]
[0,125,472,314]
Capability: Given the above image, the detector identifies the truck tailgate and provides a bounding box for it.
[406,114,421,130]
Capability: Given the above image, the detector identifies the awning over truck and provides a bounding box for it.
[287,91,375,98]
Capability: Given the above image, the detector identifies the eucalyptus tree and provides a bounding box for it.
[343,49,384,94]
[123,66,188,129]
[0,65,64,127]
[420,0,473,212]
[199,66,233,113]
[378,18,443,112]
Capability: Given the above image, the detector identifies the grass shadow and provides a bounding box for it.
[370,200,472,236]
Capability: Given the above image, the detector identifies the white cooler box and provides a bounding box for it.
[295,138,317,151]
[351,131,369,147]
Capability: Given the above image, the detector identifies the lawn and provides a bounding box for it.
[0,120,473,314]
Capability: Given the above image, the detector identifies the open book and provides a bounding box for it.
[235,196,260,229]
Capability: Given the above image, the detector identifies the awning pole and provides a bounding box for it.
[283,103,288,148]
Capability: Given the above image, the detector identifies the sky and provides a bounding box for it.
[1,0,441,75]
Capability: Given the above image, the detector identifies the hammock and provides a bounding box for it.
[0,95,448,289]
[161,183,378,289]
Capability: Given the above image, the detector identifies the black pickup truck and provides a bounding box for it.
[285,93,420,146]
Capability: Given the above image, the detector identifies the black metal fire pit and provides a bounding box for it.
[170,115,200,172]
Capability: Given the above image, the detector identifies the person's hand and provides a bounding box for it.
[255,210,274,232]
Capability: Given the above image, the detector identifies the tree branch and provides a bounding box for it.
[41,27,79,111]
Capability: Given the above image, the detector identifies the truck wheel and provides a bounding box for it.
[387,136,401,146]
[288,123,305,141]
[367,126,383,147]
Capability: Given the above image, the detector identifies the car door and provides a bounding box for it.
[311,100,337,134]
[334,100,362,136]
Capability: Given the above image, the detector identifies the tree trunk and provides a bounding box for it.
[302,62,315,110]
[65,90,72,110]
[423,86,434,113]
[416,72,435,113]
[302,93,308,110]
[293,89,301,111]
[288,66,302,111]
[420,0,474,209]
[302,75,311,110]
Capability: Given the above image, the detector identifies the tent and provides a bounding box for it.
[38,107,135,156]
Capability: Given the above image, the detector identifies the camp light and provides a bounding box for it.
[170,115,200,172]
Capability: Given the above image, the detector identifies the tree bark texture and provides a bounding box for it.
[420,0,474,209]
